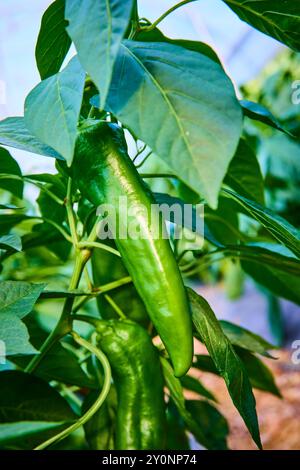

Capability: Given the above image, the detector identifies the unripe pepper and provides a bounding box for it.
[90,318,166,449]
[73,120,193,377]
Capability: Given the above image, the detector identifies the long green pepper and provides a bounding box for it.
[89,318,166,449]
[73,121,193,377]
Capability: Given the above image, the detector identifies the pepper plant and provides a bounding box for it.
[0,0,299,451]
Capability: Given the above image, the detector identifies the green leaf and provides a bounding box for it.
[0,370,76,422]
[222,189,300,258]
[0,214,35,236]
[224,139,265,204]
[221,243,300,277]
[186,400,229,450]
[222,0,300,51]
[161,357,227,450]
[0,234,22,252]
[0,117,62,159]
[236,348,281,398]
[25,56,85,165]
[0,315,38,356]
[0,282,44,356]
[166,404,190,450]
[65,0,134,109]
[0,281,45,318]
[242,257,300,305]
[0,147,23,198]
[205,198,240,245]
[13,317,97,389]
[189,288,262,449]
[195,354,280,398]
[220,320,277,358]
[103,40,242,208]
[136,27,221,64]
[0,421,67,446]
[180,375,217,402]
[0,370,76,448]
[241,100,293,136]
[0,204,22,210]
[36,0,72,79]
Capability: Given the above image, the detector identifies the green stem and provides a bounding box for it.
[104,294,127,319]
[78,241,120,257]
[0,174,64,205]
[141,0,198,31]
[34,332,111,450]
[25,247,91,374]
[38,218,73,243]
[66,178,79,246]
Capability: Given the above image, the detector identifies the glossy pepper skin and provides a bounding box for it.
[94,319,166,450]
[73,120,193,377]
[91,241,149,327]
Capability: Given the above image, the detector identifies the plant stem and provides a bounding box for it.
[141,0,198,32]
[34,332,111,450]
[104,294,127,319]
[66,178,79,246]
[25,246,91,374]
[78,240,120,257]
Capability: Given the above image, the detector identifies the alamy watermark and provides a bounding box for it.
[95,197,204,247]
[291,80,300,105]
[0,340,6,365]
[291,340,300,365]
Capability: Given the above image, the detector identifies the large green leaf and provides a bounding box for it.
[222,1,300,51]
[25,56,85,165]
[65,0,134,109]
[0,147,23,198]
[222,189,300,258]
[103,40,242,208]
[161,357,228,450]
[189,288,262,448]
[0,117,62,159]
[220,320,277,357]
[0,282,44,356]
[0,117,61,159]
[36,0,71,79]
[0,234,22,252]
[224,139,265,204]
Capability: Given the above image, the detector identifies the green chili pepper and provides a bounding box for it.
[92,318,166,450]
[73,120,193,377]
